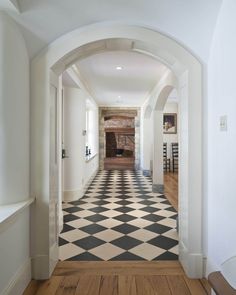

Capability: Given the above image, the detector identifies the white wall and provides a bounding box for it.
[0,12,31,295]
[163,102,178,159]
[0,12,29,205]
[63,87,99,201]
[207,0,236,277]
[86,104,99,157]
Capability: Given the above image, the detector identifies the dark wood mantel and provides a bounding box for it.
[105,128,135,134]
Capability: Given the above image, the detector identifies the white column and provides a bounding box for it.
[152,110,164,192]
[142,117,153,176]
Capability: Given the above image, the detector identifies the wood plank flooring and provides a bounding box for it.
[23,261,211,295]
[104,157,135,170]
[164,172,178,211]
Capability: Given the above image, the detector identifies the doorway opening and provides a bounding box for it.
[163,89,179,211]
[104,115,135,170]
[31,25,203,279]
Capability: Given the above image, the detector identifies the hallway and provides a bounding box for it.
[59,170,178,261]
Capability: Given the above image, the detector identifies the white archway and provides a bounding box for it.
[31,24,203,279]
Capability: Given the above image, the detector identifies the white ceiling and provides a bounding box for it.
[3,0,222,60]
[73,50,168,107]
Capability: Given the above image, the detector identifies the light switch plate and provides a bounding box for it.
[220,115,227,131]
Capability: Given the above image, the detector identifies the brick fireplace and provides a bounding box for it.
[99,108,140,170]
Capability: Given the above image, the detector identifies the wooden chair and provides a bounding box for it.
[171,142,178,172]
[163,143,170,172]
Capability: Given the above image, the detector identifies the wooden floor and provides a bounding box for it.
[164,172,178,211]
[23,261,211,295]
[104,157,135,170]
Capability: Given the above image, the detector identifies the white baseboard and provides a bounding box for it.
[179,241,204,278]
[1,259,31,295]
[84,168,99,193]
[63,168,99,202]
[32,254,50,280]
[63,188,84,202]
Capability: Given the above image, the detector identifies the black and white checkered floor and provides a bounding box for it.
[59,170,178,261]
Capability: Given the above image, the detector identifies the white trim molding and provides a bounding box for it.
[0,259,31,295]
[0,198,35,231]
[63,168,99,202]
[179,241,204,278]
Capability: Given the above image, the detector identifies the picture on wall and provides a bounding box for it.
[163,113,177,134]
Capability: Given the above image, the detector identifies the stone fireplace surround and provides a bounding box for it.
[99,107,140,170]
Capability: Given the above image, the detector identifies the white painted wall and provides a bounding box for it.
[0,12,31,295]
[207,0,236,282]
[0,12,29,205]
[163,102,179,159]
[63,87,99,201]
[86,104,99,157]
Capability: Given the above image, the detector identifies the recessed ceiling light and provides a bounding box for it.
[116,66,123,70]
[118,95,121,98]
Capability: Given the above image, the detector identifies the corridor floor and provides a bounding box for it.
[59,170,178,261]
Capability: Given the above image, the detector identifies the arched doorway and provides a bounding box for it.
[31,24,203,279]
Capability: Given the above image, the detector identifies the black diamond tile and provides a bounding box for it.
[112,223,139,234]
[92,200,110,206]
[64,207,84,213]
[117,194,133,199]
[69,200,86,206]
[138,194,153,199]
[111,251,145,261]
[59,237,69,246]
[63,214,79,223]
[89,207,109,213]
[67,252,102,261]
[115,207,134,214]
[73,236,104,250]
[166,207,177,212]
[85,214,108,223]
[144,223,171,234]
[114,214,136,223]
[139,200,156,206]
[96,190,110,195]
[80,224,107,235]
[170,214,178,220]
[142,214,165,222]
[116,200,133,206]
[147,236,178,249]
[111,236,142,250]
[61,224,76,233]
[141,206,158,213]
[153,251,178,260]
[162,200,171,205]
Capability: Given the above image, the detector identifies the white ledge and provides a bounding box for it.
[0,198,35,226]
[85,153,98,163]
